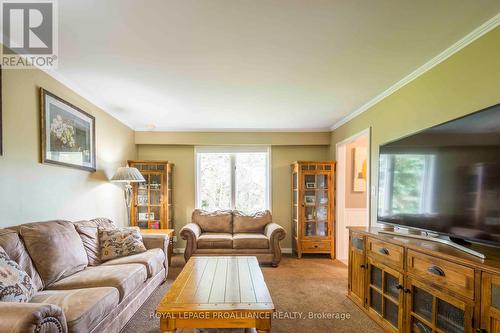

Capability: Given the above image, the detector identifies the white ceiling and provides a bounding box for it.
[54,1,500,131]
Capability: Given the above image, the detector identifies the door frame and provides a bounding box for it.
[335,127,371,261]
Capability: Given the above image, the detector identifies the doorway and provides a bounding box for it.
[335,128,371,263]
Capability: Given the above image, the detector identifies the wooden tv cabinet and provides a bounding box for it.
[347,227,500,333]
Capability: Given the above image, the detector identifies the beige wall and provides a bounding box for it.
[0,68,136,227]
[330,26,500,225]
[137,144,329,249]
[135,131,331,146]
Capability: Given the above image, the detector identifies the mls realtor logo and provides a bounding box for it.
[1,0,58,68]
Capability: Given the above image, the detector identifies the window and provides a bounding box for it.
[195,146,270,214]
[378,154,435,216]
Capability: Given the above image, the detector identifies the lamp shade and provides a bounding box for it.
[111,167,145,183]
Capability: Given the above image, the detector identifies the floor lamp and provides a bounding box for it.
[111,166,145,225]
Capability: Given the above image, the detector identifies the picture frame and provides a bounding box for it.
[305,182,316,189]
[40,88,96,172]
[353,147,367,192]
[138,212,149,221]
[304,195,316,205]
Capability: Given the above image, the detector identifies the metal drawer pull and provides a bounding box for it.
[396,285,404,290]
[427,266,445,277]
[360,264,366,269]
[378,247,389,255]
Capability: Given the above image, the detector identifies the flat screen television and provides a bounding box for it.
[377,103,500,246]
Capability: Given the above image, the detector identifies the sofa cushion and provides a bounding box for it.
[99,227,147,262]
[101,248,164,277]
[48,263,147,301]
[0,245,36,302]
[197,233,233,249]
[232,233,269,249]
[20,220,88,287]
[31,287,119,333]
[74,225,101,266]
[0,228,44,291]
[233,210,272,233]
[192,209,233,233]
[73,219,116,266]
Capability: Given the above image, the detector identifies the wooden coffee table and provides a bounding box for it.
[156,256,274,333]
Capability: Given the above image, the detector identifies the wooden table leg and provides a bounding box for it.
[256,318,271,333]
[160,318,176,333]
[167,237,173,267]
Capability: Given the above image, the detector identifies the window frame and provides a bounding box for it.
[194,146,272,212]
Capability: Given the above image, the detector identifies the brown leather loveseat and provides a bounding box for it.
[181,210,286,267]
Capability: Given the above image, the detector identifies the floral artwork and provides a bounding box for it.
[40,89,96,171]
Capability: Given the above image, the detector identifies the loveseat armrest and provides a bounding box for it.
[180,223,201,262]
[0,302,67,333]
[264,223,286,267]
[142,234,170,277]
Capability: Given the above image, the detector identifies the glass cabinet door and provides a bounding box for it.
[407,277,472,333]
[302,172,330,238]
[148,173,162,229]
[135,172,162,229]
[481,273,500,333]
[367,258,403,332]
[292,170,299,239]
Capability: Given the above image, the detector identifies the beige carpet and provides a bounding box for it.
[121,254,382,333]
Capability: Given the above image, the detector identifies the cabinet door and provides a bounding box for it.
[406,277,473,333]
[481,272,500,333]
[348,233,366,307]
[302,172,330,238]
[367,258,404,332]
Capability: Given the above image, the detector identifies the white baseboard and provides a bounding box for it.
[174,247,293,254]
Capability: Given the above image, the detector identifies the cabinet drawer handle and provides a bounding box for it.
[396,285,404,290]
[427,266,445,277]
[404,288,411,294]
[360,264,366,269]
[378,247,389,255]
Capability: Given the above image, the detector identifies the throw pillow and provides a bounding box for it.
[99,227,147,262]
[0,245,36,302]
[74,225,101,266]
[192,209,233,233]
[233,210,272,233]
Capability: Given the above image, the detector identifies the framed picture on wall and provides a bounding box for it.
[40,88,96,172]
[353,147,367,192]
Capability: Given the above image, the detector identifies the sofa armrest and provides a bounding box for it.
[265,222,286,241]
[181,223,201,240]
[142,234,169,278]
[180,223,201,262]
[264,223,286,267]
[0,302,67,333]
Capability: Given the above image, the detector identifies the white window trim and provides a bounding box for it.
[194,146,272,212]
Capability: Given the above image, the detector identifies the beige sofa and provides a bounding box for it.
[181,210,286,267]
[0,218,169,333]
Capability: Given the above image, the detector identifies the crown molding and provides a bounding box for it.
[42,68,135,129]
[330,13,500,131]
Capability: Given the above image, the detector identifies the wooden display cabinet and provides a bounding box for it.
[347,227,500,333]
[291,161,335,259]
[128,160,174,230]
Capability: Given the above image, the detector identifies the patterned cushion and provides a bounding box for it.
[0,245,35,302]
[98,227,147,262]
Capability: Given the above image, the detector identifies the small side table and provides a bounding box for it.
[140,229,175,267]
